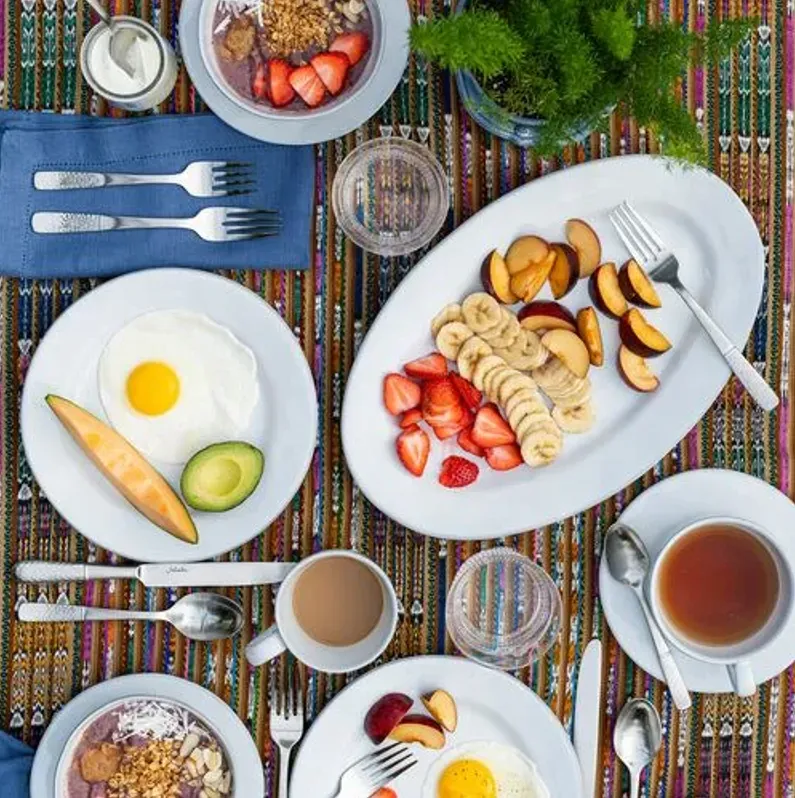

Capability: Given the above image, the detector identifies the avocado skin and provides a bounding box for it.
[180,441,264,512]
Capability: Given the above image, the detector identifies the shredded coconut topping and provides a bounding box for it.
[111,700,208,744]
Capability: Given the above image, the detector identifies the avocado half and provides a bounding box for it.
[180,441,264,512]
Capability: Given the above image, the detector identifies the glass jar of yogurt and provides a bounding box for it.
[80,17,178,111]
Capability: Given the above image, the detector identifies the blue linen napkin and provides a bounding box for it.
[0,731,33,798]
[0,110,315,278]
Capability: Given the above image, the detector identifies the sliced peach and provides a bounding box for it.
[505,235,550,275]
[421,690,458,732]
[618,346,660,392]
[619,309,672,357]
[618,259,662,308]
[480,250,518,304]
[565,218,602,277]
[548,243,579,299]
[364,693,413,744]
[541,329,591,378]
[589,262,628,319]
[576,307,604,367]
[509,250,556,303]
[517,301,577,333]
[388,714,446,749]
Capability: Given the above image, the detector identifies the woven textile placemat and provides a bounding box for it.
[2,0,794,795]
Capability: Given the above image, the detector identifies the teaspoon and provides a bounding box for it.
[86,0,142,80]
[614,698,662,798]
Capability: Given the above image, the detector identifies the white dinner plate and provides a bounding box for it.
[289,656,582,798]
[342,155,764,539]
[29,673,264,798]
[21,268,317,562]
[599,470,795,693]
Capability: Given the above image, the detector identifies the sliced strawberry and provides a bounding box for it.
[449,373,482,413]
[485,443,523,471]
[383,373,421,416]
[404,352,448,381]
[439,455,479,489]
[267,59,295,107]
[289,65,326,107]
[433,408,473,440]
[251,62,269,100]
[471,403,516,448]
[310,51,350,95]
[330,31,370,66]
[396,425,430,477]
[458,426,485,457]
[399,408,423,429]
[370,790,397,798]
[421,378,465,428]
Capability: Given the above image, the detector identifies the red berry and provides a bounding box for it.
[396,426,430,477]
[449,373,482,412]
[289,65,326,107]
[383,373,421,416]
[485,443,523,471]
[310,51,350,96]
[457,426,485,457]
[403,352,448,380]
[329,31,370,66]
[439,455,479,489]
[471,403,516,448]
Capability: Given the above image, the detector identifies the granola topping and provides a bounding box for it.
[259,0,337,58]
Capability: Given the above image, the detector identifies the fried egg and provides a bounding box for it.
[422,741,550,798]
[98,310,260,464]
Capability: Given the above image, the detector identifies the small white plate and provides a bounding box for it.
[21,268,317,562]
[289,656,582,798]
[29,673,264,798]
[341,155,764,539]
[599,470,795,693]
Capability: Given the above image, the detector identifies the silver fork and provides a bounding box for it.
[610,201,779,411]
[33,161,255,198]
[270,664,304,798]
[31,207,282,242]
[334,741,418,798]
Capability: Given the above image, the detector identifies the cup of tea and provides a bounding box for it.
[649,516,793,696]
[245,550,398,673]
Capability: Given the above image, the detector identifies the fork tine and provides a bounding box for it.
[224,209,279,220]
[611,206,651,264]
[213,161,254,171]
[369,751,416,782]
[369,756,418,790]
[291,666,303,718]
[225,223,282,234]
[616,204,657,260]
[287,662,295,717]
[623,201,665,251]
[361,743,408,772]
[214,179,256,190]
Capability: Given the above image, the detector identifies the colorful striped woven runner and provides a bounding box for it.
[1,0,793,795]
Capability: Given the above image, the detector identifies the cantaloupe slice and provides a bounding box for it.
[46,395,198,544]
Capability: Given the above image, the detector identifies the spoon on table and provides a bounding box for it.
[613,698,662,798]
[86,0,142,79]
[17,592,243,642]
[604,522,692,711]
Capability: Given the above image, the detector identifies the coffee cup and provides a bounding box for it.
[245,550,398,673]
[649,516,793,697]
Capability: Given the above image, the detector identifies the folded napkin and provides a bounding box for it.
[0,110,315,278]
[0,731,33,798]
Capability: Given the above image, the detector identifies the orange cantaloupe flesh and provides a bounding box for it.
[46,395,198,544]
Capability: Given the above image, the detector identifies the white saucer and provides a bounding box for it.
[599,469,795,693]
[29,673,264,798]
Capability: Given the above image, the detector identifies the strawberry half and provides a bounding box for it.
[310,51,350,95]
[433,408,473,440]
[399,408,423,429]
[485,443,523,471]
[421,378,465,428]
[289,64,326,107]
[449,373,482,413]
[383,373,421,416]
[458,426,485,457]
[396,425,430,477]
[251,62,269,100]
[330,31,370,66]
[471,403,516,448]
[439,455,479,489]
[404,352,448,381]
[267,59,295,107]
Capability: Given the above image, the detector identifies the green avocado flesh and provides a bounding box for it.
[180,442,264,512]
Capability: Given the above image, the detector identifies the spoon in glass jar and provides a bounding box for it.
[86,0,142,79]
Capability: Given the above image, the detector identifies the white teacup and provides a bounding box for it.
[245,550,398,673]
[649,516,793,697]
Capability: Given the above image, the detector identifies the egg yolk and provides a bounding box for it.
[126,361,180,416]
[437,759,496,798]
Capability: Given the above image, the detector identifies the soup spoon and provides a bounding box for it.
[17,592,243,642]
[614,698,662,798]
[604,522,692,710]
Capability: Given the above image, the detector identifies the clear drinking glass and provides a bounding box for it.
[446,549,562,670]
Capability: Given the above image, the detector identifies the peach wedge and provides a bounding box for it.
[565,219,602,277]
[619,309,672,357]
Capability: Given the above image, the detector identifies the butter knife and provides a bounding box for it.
[574,639,603,798]
[15,560,295,588]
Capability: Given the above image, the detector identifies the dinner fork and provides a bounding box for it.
[33,161,255,198]
[610,201,779,411]
[31,207,282,242]
[270,664,304,798]
[333,741,417,798]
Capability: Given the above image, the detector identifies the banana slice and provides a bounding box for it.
[456,336,493,380]
[552,402,595,433]
[521,428,563,467]
[504,388,542,418]
[462,292,503,334]
[507,397,548,431]
[431,303,463,338]
[494,334,525,365]
[436,321,474,360]
[533,357,578,396]
[487,366,520,403]
[482,309,521,348]
[472,354,506,392]
[497,373,537,406]
[483,364,512,401]
[522,329,550,370]
[515,411,558,444]
[550,376,592,408]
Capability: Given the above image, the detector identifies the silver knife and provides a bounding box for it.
[574,639,603,798]
[14,560,295,588]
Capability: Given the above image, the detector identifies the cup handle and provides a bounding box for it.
[729,660,756,697]
[246,624,287,667]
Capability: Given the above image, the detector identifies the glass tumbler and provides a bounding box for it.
[446,548,562,670]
